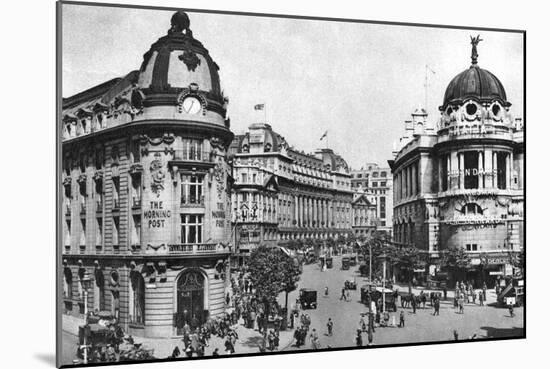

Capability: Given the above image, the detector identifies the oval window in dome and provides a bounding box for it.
[492,104,501,117]
[465,103,477,116]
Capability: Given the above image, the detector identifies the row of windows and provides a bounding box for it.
[352,171,387,179]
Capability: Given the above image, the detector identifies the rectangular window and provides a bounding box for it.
[372,182,378,187]
[380,171,387,177]
[441,155,448,191]
[252,173,257,183]
[357,174,362,178]
[182,139,203,161]
[181,174,204,205]
[372,172,379,178]
[497,152,508,189]
[241,173,247,183]
[112,177,120,209]
[96,218,102,247]
[180,214,203,244]
[380,197,386,219]
[112,217,120,246]
[131,215,141,246]
[80,219,86,247]
[65,220,71,247]
[132,174,142,207]
[380,181,386,187]
[464,151,479,189]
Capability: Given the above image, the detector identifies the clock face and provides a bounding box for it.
[182,96,202,114]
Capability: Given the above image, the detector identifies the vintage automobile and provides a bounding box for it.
[341,257,350,270]
[349,255,358,266]
[325,257,333,269]
[345,279,357,290]
[299,288,318,309]
[360,285,397,312]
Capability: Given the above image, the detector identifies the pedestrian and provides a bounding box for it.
[443,287,447,300]
[508,303,515,318]
[433,297,440,316]
[398,310,405,328]
[355,329,363,346]
[346,289,351,302]
[482,282,487,301]
[472,290,477,304]
[324,286,329,297]
[310,329,320,350]
[212,348,219,356]
[327,318,333,336]
[459,294,464,314]
[340,287,347,301]
[359,316,367,332]
[411,296,417,314]
[479,291,484,306]
[170,346,181,359]
[453,330,459,341]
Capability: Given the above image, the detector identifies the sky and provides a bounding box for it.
[62,4,524,170]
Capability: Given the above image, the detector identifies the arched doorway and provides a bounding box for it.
[175,270,205,334]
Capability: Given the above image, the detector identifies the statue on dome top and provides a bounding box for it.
[470,34,483,65]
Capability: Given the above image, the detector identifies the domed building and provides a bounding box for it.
[388,37,524,288]
[61,11,234,337]
[229,123,354,261]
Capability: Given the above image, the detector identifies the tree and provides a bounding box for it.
[247,245,302,312]
[441,247,470,284]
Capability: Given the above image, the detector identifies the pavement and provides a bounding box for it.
[280,255,523,351]
[61,255,524,364]
[62,309,295,364]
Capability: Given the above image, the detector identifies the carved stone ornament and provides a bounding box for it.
[139,133,175,146]
[179,50,201,72]
[210,137,225,151]
[147,243,167,252]
[62,177,72,187]
[92,170,104,183]
[129,163,144,176]
[77,173,87,184]
[150,159,166,197]
[496,196,511,207]
[213,160,225,200]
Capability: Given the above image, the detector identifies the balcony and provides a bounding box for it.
[132,197,142,209]
[169,150,215,171]
[167,243,228,255]
[180,195,205,207]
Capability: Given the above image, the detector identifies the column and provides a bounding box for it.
[401,170,406,199]
[292,195,298,227]
[315,198,319,227]
[485,149,493,189]
[478,151,484,189]
[451,151,459,190]
[506,153,511,190]
[493,152,498,189]
[411,164,417,195]
[458,152,464,190]
[325,200,329,228]
[446,155,451,191]
[329,200,333,228]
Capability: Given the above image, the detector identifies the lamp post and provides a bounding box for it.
[80,276,92,365]
[378,253,388,313]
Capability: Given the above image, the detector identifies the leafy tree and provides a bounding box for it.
[441,247,470,283]
[247,245,302,312]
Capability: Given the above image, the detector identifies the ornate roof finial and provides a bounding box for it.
[168,10,190,35]
[470,34,483,66]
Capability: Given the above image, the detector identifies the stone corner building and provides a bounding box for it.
[388,39,524,287]
[229,123,354,261]
[60,11,234,337]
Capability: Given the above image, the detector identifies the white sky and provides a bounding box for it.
[62,4,524,169]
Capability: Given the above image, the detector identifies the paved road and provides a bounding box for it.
[280,255,524,350]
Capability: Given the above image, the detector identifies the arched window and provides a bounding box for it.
[461,203,483,216]
[63,268,73,299]
[130,272,145,324]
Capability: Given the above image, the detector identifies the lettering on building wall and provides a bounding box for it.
[144,201,171,228]
[212,202,225,227]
